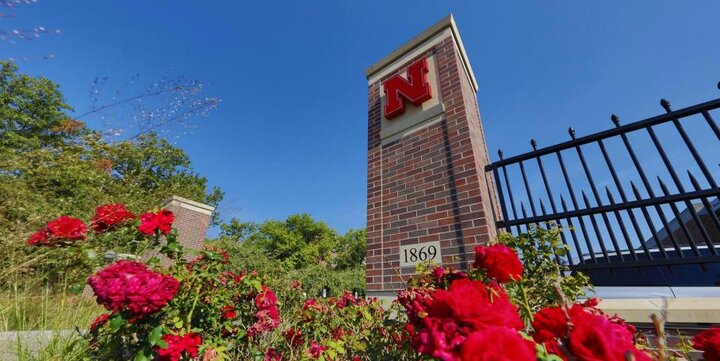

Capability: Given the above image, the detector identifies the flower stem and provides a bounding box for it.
[519,281,534,323]
[186,284,202,332]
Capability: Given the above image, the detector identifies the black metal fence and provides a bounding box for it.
[485,84,720,286]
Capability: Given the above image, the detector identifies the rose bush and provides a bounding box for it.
[29,208,715,360]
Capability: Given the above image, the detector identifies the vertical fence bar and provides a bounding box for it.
[604,187,637,261]
[611,115,684,257]
[556,150,594,262]
[662,99,719,189]
[560,196,582,265]
[570,128,619,259]
[492,151,511,232]
[519,160,537,218]
[646,123,715,250]
[532,139,571,252]
[581,191,608,261]
[657,178,702,257]
[701,110,720,141]
[500,162,522,235]
[630,183,664,259]
[661,100,720,242]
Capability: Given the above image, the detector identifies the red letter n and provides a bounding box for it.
[383,58,433,120]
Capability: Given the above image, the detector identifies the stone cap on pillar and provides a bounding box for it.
[365,14,478,92]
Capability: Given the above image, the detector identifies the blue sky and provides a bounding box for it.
[6,1,720,235]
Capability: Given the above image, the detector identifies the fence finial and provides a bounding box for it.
[611,114,620,127]
[660,99,672,112]
[530,138,537,151]
[498,149,504,160]
[568,127,576,140]
[717,81,720,90]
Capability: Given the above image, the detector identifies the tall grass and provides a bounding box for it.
[0,279,99,360]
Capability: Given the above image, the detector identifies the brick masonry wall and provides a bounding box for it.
[366,35,500,292]
[163,199,213,255]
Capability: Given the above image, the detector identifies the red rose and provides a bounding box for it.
[91,203,134,232]
[89,313,111,332]
[544,341,568,361]
[303,298,318,310]
[249,286,280,337]
[429,278,523,331]
[532,306,569,343]
[693,328,720,361]
[568,312,651,361]
[87,260,179,316]
[307,340,328,359]
[138,209,174,236]
[432,266,446,283]
[336,291,357,309]
[27,229,50,246]
[138,212,158,235]
[405,278,523,360]
[461,326,537,361]
[473,244,523,282]
[28,216,87,246]
[264,348,281,361]
[157,332,201,361]
[221,305,237,319]
[46,216,87,240]
[155,209,174,234]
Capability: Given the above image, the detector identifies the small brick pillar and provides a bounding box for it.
[162,195,215,253]
[365,15,500,298]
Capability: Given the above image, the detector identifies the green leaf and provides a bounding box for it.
[148,326,166,348]
[108,314,126,332]
[134,349,150,361]
[68,284,85,294]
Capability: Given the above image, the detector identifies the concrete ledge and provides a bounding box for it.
[0,330,74,360]
[599,297,720,324]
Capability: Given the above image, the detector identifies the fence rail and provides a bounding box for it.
[485,83,720,285]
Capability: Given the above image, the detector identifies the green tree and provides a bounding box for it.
[0,61,223,286]
[216,214,367,296]
[220,214,366,271]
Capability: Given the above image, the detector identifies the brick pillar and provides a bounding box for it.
[365,15,500,297]
[162,195,215,253]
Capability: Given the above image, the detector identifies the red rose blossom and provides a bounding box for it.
[401,278,523,360]
[429,279,523,331]
[89,313,111,332]
[264,348,281,361]
[91,203,134,232]
[568,311,651,361]
[307,340,328,359]
[221,305,237,319]
[137,209,174,236]
[336,291,358,309]
[27,216,87,246]
[532,306,570,343]
[157,332,201,361]
[46,215,87,241]
[473,244,523,282]
[460,326,537,361]
[27,229,50,246]
[693,328,720,361]
[87,260,179,316]
[249,286,280,337]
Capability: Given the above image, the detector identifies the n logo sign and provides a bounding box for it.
[383,58,433,120]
